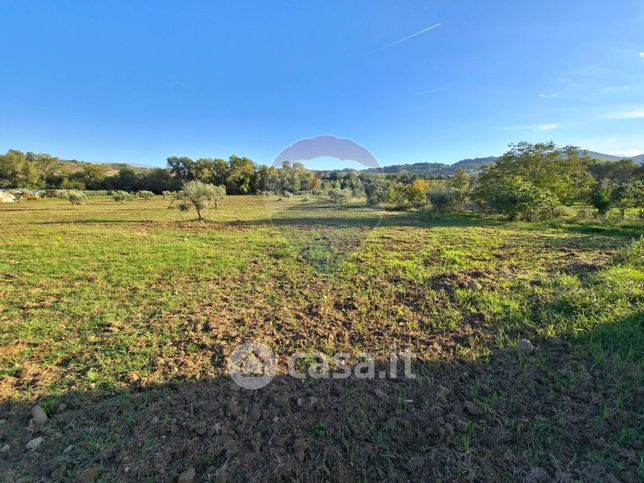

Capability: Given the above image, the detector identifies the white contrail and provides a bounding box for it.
[386,22,442,48]
[415,88,444,95]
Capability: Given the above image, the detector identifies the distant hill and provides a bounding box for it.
[55,159,152,176]
[580,151,624,162]
[366,150,643,176]
[631,154,644,163]
[451,156,498,171]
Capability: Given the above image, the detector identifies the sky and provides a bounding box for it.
[1,0,643,170]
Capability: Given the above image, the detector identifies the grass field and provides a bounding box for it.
[1,196,642,481]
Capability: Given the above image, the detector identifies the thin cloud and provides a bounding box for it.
[415,88,444,95]
[385,23,442,48]
[639,52,644,58]
[501,123,558,131]
[619,149,643,157]
[538,93,558,98]
[602,109,644,120]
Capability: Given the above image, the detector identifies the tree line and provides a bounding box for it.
[1,142,642,218]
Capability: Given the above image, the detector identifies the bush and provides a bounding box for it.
[428,187,463,213]
[591,179,615,216]
[575,208,594,220]
[112,191,133,203]
[552,206,575,218]
[328,189,351,205]
[136,190,155,200]
[365,179,388,206]
[612,236,644,268]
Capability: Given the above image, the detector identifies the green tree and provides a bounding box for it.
[591,179,615,216]
[113,168,139,192]
[614,181,643,218]
[484,175,558,220]
[449,168,470,192]
[589,159,638,184]
[0,150,42,188]
[27,152,59,182]
[364,177,388,206]
[405,179,429,207]
[179,181,226,220]
[212,158,229,186]
[139,168,181,193]
[473,142,595,218]
[77,164,107,189]
[167,156,195,180]
[226,156,255,194]
[428,187,462,213]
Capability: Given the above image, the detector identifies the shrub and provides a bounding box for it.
[365,179,388,206]
[552,206,575,218]
[112,191,133,204]
[136,190,155,200]
[328,189,351,205]
[575,208,594,220]
[179,181,226,220]
[612,236,644,268]
[591,179,615,216]
[428,187,463,213]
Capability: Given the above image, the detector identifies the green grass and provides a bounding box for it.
[0,195,642,481]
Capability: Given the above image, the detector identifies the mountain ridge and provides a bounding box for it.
[362,150,643,175]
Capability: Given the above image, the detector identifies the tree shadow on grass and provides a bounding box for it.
[33,219,158,225]
[541,220,644,239]
[1,314,641,482]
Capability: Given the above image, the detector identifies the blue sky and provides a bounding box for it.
[1,0,643,169]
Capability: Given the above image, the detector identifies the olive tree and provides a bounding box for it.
[57,190,87,207]
[112,190,133,204]
[136,190,155,200]
[179,180,226,220]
